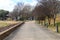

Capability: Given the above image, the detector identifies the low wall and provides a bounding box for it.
[0,22,24,40]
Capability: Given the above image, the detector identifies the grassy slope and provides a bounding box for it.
[48,14,60,32]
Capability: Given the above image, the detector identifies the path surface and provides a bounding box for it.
[4,21,60,40]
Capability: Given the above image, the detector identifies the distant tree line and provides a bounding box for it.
[9,2,33,21]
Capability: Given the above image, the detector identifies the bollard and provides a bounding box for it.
[56,24,59,32]
[46,23,48,28]
[47,24,48,28]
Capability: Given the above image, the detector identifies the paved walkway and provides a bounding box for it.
[4,21,60,40]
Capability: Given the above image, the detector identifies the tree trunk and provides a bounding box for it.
[44,20,46,26]
[54,14,56,26]
[39,17,41,24]
[38,17,40,24]
[48,18,51,25]
[39,20,40,24]
[54,18,55,26]
[41,21,43,25]
[16,16,18,21]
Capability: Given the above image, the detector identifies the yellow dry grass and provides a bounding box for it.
[48,14,60,32]
[0,21,21,28]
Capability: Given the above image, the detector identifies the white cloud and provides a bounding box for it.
[23,0,37,6]
[0,0,16,11]
[30,0,37,6]
[0,0,37,11]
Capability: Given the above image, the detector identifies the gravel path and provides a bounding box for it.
[4,21,60,40]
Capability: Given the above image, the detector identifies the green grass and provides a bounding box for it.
[56,22,60,26]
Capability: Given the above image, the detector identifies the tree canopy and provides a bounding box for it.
[0,10,9,20]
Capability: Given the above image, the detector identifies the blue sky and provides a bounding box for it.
[0,0,37,11]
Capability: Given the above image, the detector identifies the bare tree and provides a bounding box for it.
[21,4,32,20]
[9,2,24,21]
[35,0,60,25]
